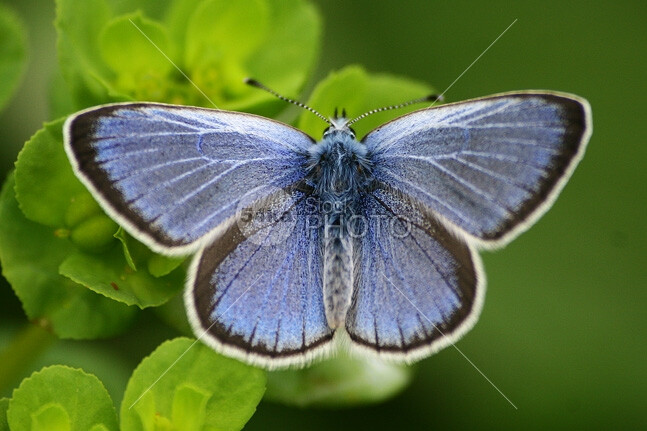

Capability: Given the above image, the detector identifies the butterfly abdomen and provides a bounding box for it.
[322,217,354,328]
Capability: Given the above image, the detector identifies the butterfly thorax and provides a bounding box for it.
[307,124,374,329]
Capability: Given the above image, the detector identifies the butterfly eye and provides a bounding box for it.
[348,126,356,138]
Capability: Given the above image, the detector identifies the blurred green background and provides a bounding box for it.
[1,0,645,429]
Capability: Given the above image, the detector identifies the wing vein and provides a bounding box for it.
[125,160,218,206]
[377,170,481,232]
[109,157,207,181]
[450,155,535,193]
[422,158,514,218]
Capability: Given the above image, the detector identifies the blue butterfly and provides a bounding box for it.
[64,84,591,369]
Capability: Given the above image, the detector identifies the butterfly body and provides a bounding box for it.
[64,91,591,369]
[306,121,374,329]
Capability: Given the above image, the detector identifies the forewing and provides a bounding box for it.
[345,187,483,361]
[185,191,333,368]
[363,92,592,246]
[64,103,314,255]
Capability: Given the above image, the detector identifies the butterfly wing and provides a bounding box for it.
[363,92,592,247]
[64,103,314,255]
[185,191,334,368]
[345,187,483,361]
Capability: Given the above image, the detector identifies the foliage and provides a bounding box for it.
[54,0,321,116]
[3,340,265,431]
[0,0,441,426]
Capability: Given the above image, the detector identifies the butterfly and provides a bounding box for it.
[64,83,591,369]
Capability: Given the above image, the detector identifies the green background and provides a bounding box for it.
[1,0,645,429]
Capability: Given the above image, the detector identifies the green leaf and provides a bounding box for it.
[59,248,184,308]
[0,174,137,339]
[99,12,173,100]
[0,4,28,111]
[245,0,321,108]
[11,118,186,309]
[0,398,9,431]
[6,366,118,431]
[28,403,71,431]
[164,0,321,114]
[265,354,412,407]
[298,65,436,139]
[147,253,186,278]
[185,0,268,66]
[64,189,103,228]
[54,0,322,113]
[121,337,266,431]
[14,118,87,227]
[163,0,202,53]
[68,213,118,252]
[55,0,115,108]
[184,0,269,103]
[13,119,118,250]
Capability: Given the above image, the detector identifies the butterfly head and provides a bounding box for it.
[323,108,356,140]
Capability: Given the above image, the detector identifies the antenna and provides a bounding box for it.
[346,93,444,127]
[244,78,331,125]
